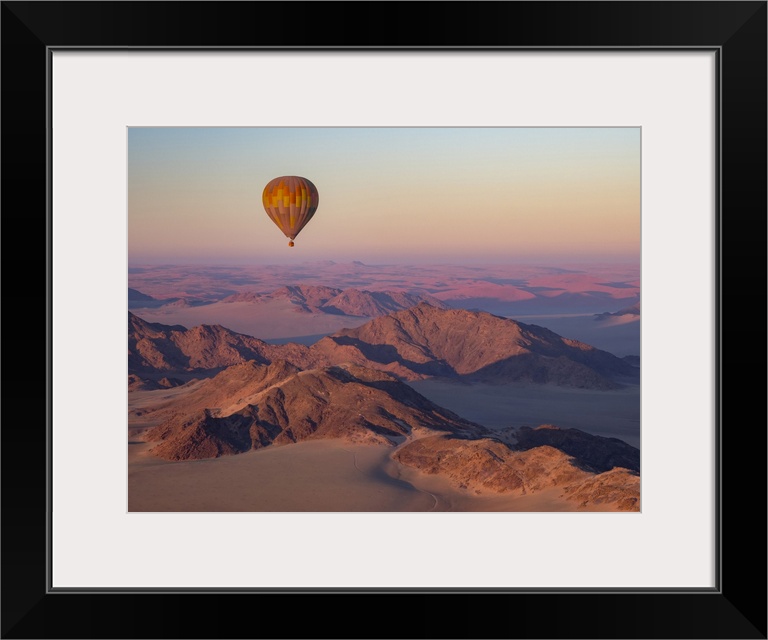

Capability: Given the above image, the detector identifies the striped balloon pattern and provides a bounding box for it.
[262,176,319,244]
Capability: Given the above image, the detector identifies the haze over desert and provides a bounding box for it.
[128,262,640,512]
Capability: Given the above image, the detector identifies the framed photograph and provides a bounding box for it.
[125,123,644,518]
[3,2,765,638]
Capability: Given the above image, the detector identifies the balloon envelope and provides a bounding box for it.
[262,176,319,243]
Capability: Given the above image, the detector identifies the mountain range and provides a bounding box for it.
[129,303,637,389]
[130,283,449,318]
[134,358,639,510]
[394,432,639,510]
[143,362,481,461]
[129,300,640,510]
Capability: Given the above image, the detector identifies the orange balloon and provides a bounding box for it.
[262,176,319,245]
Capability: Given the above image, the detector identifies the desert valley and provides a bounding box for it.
[128,262,640,512]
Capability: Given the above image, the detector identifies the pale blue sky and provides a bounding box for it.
[128,127,640,265]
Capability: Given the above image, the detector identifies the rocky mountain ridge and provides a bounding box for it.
[129,303,640,511]
[135,357,639,510]
[129,303,637,389]
[394,429,639,510]
[130,283,449,318]
[144,362,483,461]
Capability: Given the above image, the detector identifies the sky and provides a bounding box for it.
[128,127,640,265]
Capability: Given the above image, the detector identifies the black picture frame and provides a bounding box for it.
[2,2,765,638]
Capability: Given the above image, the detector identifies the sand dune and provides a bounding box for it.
[128,439,626,512]
[129,440,437,512]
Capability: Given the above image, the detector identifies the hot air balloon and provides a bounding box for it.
[262,176,319,247]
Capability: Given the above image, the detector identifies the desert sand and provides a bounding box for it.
[129,440,436,512]
[129,438,619,512]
